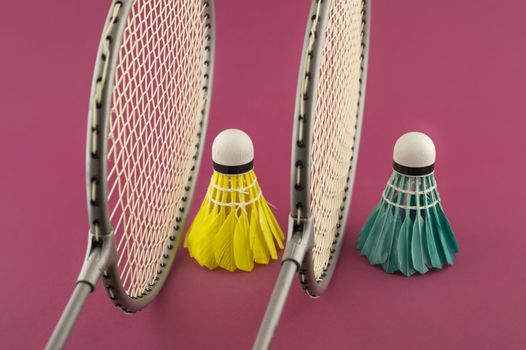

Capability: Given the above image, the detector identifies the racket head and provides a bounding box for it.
[86,0,214,312]
[291,0,370,297]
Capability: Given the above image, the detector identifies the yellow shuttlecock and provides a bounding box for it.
[185,129,284,272]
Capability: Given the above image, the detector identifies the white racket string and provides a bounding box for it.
[106,0,207,298]
[309,0,365,279]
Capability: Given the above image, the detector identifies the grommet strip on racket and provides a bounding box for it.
[46,1,214,348]
[254,0,370,348]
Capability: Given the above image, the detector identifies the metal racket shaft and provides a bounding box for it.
[253,260,297,350]
[46,234,116,349]
[46,282,93,350]
[254,217,314,349]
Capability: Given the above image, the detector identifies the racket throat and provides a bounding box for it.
[76,231,118,290]
[254,217,314,350]
[281,216,315,269]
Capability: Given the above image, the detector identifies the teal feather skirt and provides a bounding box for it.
[357,172,459,276]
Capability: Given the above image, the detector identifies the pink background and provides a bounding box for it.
[1,0,526,349]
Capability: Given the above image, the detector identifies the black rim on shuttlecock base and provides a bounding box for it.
[357,132,459,276]
[393,161,434,177]
[213,161,254,175]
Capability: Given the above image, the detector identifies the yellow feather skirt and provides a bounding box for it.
[184,170,284,272]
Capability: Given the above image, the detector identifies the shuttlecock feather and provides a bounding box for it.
[358,132,459,276]
[185,129,284,272]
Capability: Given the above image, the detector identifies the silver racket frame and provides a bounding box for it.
[47,1,215,349]
[254,0,369,348]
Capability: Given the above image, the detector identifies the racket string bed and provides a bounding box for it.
[254,0,369,348]
[308,0,366,282]
[107,0,207,298]
[47,1,214,348]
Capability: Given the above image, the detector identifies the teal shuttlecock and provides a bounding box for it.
[358,132,459,276]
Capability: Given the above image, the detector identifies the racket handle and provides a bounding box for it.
[46,282,92,350]
[253,261,297,350]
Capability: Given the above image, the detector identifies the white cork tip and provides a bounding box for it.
[212,129,254,166]
[393,131,436,168]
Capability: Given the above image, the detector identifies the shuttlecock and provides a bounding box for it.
[357,132,459,276]
[184,129,284,272]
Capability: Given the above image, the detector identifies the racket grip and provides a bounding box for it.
[46,282,92,350]
[253,261,297,350]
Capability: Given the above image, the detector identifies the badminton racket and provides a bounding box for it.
[46,1,214,348]
[253,0,370,348]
